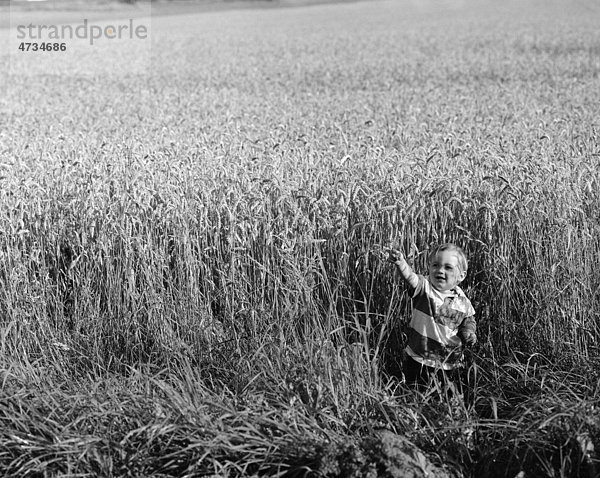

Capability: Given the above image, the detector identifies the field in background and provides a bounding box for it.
[1,0,368,29]
[1,0,600,476]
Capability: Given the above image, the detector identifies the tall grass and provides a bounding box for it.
[1,0,600,475]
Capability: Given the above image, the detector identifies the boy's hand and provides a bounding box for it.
[386,246,420,289]
[462,332,477,346]
[386,248,404,264]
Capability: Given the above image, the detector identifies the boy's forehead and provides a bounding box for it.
[431,250,460,264]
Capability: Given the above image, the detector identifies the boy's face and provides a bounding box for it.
[428,250,466,292]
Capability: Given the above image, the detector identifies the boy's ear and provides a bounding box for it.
[458,269,467,283]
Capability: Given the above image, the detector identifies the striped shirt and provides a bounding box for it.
[405,275,476,370]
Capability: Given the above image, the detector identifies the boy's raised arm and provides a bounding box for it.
[387,248,420,290]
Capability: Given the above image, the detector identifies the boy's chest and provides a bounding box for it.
[433,296,470,329]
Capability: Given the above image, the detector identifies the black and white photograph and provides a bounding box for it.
[1,0,599,476]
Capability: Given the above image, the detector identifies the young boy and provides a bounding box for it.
[387,243,476,392]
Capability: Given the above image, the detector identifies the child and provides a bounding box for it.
[387,243,476,393]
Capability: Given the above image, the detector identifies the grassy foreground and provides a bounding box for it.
[1,0,600,476]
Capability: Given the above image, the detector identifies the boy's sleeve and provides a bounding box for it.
[409,274,427,298]
[458,299,476,336]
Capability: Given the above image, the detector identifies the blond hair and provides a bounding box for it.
[428,243,468,272]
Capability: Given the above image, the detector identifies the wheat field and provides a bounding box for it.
[1,0,599,476]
